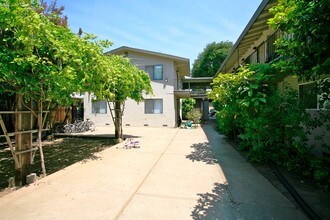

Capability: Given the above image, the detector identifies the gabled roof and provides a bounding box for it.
[217,0,277,74]
[106,46,189,63]
[106,46,190,78]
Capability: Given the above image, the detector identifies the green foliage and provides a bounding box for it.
[215,104,241,139]
[92,55,152,103]
[186,109,202,125]
[0,0,153,172]
[182,98,195,119]
[210,65,329,183]
[318,77,330,109]
[268,0,330,81]
[209,64,279,138]
[192,41,233,77]
[0,0,152,106]
[1,0,94,105]
[240,88,310,161]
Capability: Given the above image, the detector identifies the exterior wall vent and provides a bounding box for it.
[163,124,168,127]
[125,124,131,126]
[144,124,149,127]
[105,123,110,125]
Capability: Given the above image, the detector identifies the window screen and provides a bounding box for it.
[145,99,163,114]
[92,101,107,114]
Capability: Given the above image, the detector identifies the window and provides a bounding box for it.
[299,82,318,109]
[92,101,107,114]
[146,65,163,80]
[319,78,330,109]
[299,78,330,110]
[145,99,163,114]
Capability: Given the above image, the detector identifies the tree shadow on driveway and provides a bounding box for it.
[185,142,218,165]
[185,127,239,219]
[191,182,237,220]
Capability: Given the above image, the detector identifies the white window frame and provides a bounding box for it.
[92,100,107,114]
[298,77,330,110]
[145,65,163,80]
[145,99,163,114]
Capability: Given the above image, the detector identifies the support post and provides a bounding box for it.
[14,95,33,186]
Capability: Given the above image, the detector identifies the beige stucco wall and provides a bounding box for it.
[122,91,177,128]
[128,51,179,91]
[278,76,330,155]
[83,93,112,126]
[278,75,299,90]
[83,51,179,128]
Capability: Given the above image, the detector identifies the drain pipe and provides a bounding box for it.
[271,164,322,220]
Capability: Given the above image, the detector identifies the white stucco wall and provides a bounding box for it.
[83,93,112,126]
[83,50,180,128]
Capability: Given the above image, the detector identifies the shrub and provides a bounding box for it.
[215,104,242,139]
[182,98,196,119]
[209,64,329,183]
[187,109,202,126]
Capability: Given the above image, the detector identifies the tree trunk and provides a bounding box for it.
[14,95,33,186]
[38,101,47,177]
[114,101,123,141]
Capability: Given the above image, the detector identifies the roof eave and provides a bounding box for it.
[106,46,189,63]
[107,46,190,78]
[216,0,271,76]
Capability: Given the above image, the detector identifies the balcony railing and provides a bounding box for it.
[177,89,210,97]
[176,79,213,97]
[266,30,281,63]
[243,30,282,66]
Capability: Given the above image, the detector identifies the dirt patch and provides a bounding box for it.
[0,137,116,197]
[0,188,16,197]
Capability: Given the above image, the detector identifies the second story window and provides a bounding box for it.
[146,65,163,80]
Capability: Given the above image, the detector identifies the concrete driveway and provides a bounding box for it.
[0,123,306,219]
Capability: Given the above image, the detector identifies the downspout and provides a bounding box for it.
[176,70,179,90]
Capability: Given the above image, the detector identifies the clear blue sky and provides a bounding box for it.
[55,0,263,65]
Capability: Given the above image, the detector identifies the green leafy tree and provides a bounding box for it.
[268,0,330,81]
[182,98,195,119]
[192,41,232,77]
[0,0,116,182]
[92,55,152,140]
[0,0,151,186]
